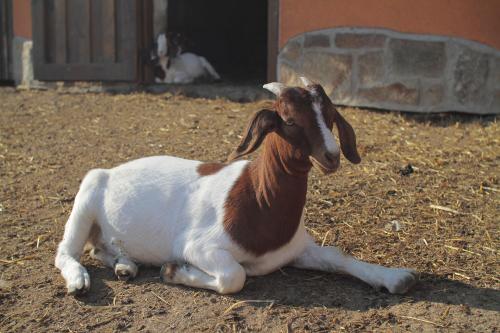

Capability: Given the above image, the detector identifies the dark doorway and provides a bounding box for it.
[167,0,268,84]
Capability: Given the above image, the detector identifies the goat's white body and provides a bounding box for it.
[155,53,220,84]
[56,156,310,294]
[98,156,243,266]
[56,154,416,295]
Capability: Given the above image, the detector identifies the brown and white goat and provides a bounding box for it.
[55,78,417,295]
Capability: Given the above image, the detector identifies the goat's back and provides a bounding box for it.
[89,156,249,265]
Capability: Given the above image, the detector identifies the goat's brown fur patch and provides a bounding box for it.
[223,134,308,256]
[197,162,226,176]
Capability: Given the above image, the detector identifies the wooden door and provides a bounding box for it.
[32,0,151,82]
[0,0,13,81]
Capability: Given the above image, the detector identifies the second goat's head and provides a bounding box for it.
[228,77,361,174]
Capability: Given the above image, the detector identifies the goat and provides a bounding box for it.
[151,33,220,84]
[55,77,417,295]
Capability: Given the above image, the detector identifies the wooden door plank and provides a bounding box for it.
[31,0,47,78]
[101,0,116,62]
[139,0,154,83]
[116,0,137,77]
[54,0,67,64]
[45,0,57,63]
[67,0,90,63]
[267,0,279,82]
[0,0,5,79]
[36,63,135,81]
[90,0,103,62]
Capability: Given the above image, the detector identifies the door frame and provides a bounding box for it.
[267,0,279,82]
[0,0,13,81]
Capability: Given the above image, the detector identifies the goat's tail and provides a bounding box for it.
[55,169,108,269]
[199,56,221,80]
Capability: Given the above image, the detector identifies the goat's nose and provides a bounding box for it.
[324,151,336,163]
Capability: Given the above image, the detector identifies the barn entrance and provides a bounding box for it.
[166,0,270,84]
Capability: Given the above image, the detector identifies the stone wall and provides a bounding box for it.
[278,28,500,114]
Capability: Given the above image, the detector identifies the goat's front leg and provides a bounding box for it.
[160,249,246,294]
[291,238,418,294]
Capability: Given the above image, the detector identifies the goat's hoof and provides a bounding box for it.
[66,268,91,295]
[160,262,179,283]
[116,270,132,281]
[384,268,419,294]
[114,262,137,282]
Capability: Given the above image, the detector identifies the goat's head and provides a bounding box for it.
[156,33,168,58]
[228,77,361,174]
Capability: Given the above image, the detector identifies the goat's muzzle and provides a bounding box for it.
[309,153,340,175]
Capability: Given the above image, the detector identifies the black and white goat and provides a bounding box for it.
[55,78,417,295]
[150,33,220,84]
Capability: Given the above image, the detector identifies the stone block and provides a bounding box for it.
[453,48,490,105]
[492,58,500,88]
[300,52,352,98]
[279,63,302,87]
[304,34,330,48]
[335,33,386,49]
[359,82,419,105]
[358,51,384,86]
[421,83,445,106]
[280,41,302,63]
[491,90,500,113]
[389,39,446,78]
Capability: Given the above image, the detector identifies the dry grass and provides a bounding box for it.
[0,88,498,332]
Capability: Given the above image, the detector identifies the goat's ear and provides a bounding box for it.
[227,109,280,162]
[334,111,361,164]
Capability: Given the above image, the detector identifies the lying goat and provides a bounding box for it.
[151,33,220,84]
[55,78,417,295]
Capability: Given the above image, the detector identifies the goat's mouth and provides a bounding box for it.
[309,156,338,175]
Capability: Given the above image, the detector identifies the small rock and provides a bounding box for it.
[399,164,414,176]
[385,220,402,232]
[0,279,12,291]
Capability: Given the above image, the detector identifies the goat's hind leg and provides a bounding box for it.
[160,250,245,294]
[114,257,138,281]
[199,56,221,80]
[291,237,418,294]
[89,243,138,282]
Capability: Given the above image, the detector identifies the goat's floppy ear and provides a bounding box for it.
[227,109,280,161]
[334,111,361,164]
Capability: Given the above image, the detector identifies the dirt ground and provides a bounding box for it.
[0,88,498,332]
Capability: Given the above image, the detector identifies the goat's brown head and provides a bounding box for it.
[228,77,361,174]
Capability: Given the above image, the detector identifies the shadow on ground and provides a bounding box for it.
[78,265,500,313]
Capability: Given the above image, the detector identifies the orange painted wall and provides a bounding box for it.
[280,0,500,49]
[13,0,32,38]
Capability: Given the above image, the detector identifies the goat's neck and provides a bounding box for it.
[249,133,311,207]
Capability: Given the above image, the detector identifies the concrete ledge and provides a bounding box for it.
[279,28,500,114]
[21,81,273,103]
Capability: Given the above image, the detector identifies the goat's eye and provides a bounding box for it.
[285,119,295,126]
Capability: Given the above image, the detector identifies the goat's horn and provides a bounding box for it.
[300,76,314,87]
[263,82,287,96]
